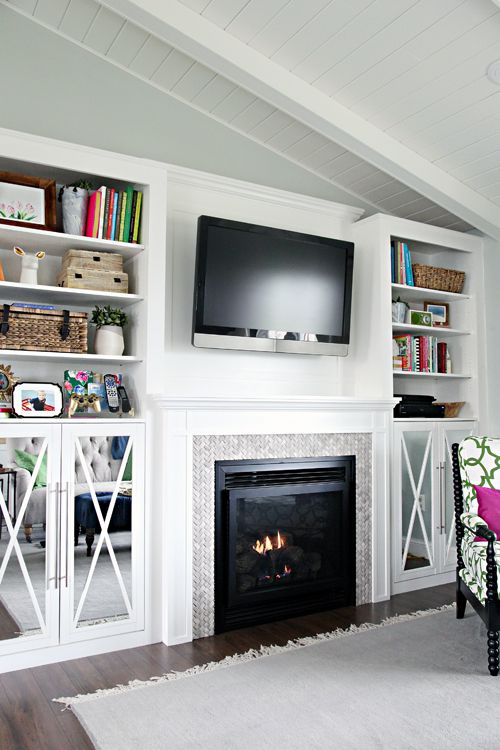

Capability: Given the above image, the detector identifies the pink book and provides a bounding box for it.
[85,191,99,238]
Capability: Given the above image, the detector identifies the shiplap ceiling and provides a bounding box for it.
[5,0,500,234]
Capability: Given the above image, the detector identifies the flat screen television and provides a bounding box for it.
[192,216,354,356]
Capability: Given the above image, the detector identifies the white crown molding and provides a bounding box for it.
[149,395,398,411]
[166,164,365,222]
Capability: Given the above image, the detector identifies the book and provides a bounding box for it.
[393,335,412,371]
[97,186,107,239]
[118,191,127,242]
[106,189,116,240]
[85,190,101,238]
[110,190,119,241]
[132,191,142,243]
[437,342,447,374]
[113,191,123,241]
[391,241,395,283]
[102,188,112,240]
[403,243,414,286]
[122,186,134,243]
[128,191,138,243]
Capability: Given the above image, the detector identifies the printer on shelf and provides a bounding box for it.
[394,394,445,419]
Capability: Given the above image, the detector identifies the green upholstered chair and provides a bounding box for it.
[452,436,500,676]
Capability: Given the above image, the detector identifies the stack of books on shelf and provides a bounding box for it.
[393,335,449,374]
[85,186,142,243]
[391,240,414,286]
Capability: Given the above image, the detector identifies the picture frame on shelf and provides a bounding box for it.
[12,382,63,418]
[409,309,433,327]
[424,301,449,327]
[0,171,57,232]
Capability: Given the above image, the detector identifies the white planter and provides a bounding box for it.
[94,325,124,356]
[61,187,89,236]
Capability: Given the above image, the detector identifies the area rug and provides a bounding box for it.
[56,607,500,750]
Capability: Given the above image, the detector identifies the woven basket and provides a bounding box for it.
[62,248,123,272]
[0,305,87,353]
[412,264,465,293]
[58,268,128,293]
[434,401,465,418]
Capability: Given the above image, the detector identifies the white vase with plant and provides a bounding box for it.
[92,305,128,356]
[59,180,93,236]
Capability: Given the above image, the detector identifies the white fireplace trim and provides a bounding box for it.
[151,396,396,646]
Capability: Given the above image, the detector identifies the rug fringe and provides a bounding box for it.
[54,604,454,708]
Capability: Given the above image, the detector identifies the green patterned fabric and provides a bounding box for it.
[458,436,500,602]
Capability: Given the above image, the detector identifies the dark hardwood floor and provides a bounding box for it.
[0,583,455,750]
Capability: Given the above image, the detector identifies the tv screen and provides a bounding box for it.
[193,216,354,356]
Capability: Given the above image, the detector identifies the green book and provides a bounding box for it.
[122,186,134,243]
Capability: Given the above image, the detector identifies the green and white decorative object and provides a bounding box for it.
[91,305,128,356]
[409,309,433,326]
[59,180,92,236]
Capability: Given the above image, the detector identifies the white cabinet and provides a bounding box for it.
[392,420,476,594]
[0,420,145,670]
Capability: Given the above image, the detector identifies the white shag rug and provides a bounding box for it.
[56,606,500,750]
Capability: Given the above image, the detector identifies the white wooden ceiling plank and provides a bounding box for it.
[386,77,497,142]
[250,0,331,58]
[371,38,500,132]
[387,196,433,214]
[364,180,414,202]
[403,205,454,223]
[299,142,346,170]
[441,218,474,231]
[179,0,211,11]
[191,73,236,110]
[345,1,499,112]
[231,99,275,130]
[283,131,330,160]
[210,87,257,121]
[171,62,216,101]
[7,0,37,13]
[333,162,379,188]
[128,36,173,79]
[82,6,125,55]
[466,166,500,191]
[151,49,196,91]
[271,0,373,70]
[435,131,500,172]
[352,171,395,196]
[248,110,294,140]
[449,149,500,182]
[225,0,291,44]
[33,0,70,27]
[202,0,250,30]
[413,114,500,163]
[106,20,149,67]
[317,151,362,179]
[266,121,312,151]
[293,0,415,85]
[58,0,100,41]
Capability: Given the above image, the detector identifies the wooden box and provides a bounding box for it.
[58,268,129,293]
[61,249,123,272]
[0,305,87,353]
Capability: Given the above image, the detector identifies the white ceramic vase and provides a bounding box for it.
[61,187,89,235]
[94,325,124,356]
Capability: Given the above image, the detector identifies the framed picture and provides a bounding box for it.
[424,302,449,327]
[0,171,57,231]
[12,382,63,418]
[409,309,433,327]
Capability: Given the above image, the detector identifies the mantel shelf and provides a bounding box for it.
[392,323,470,337]
[391,283,470,302]
[0,280,142,308]
[0,223,144,259]
[0,349,142,364]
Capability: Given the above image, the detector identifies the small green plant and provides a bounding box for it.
[91,305,128,329]
[71,180,94,192]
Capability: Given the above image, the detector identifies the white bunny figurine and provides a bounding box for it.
[13,246,46,285]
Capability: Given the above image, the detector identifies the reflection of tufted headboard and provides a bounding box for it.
[7,436,123,483]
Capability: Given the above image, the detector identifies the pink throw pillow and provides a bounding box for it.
[473,485,500,541]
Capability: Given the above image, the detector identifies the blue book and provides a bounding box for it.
[110,192,119,241]
[403,243,414,286]
[391,242,395,283]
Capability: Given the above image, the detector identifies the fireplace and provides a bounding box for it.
[214,456,356,632]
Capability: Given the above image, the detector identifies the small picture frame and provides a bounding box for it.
[409,309,433,327]
[0,171,57,231]
[424,301,449,327]
[12,382,63,418]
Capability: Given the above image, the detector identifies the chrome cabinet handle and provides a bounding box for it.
[440,462,446,533]
[47,483,59,590]
[55,482,60,590]
[64,482,70,588]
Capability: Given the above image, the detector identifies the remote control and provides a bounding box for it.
[104,374,120,413]
[117,385,131,414]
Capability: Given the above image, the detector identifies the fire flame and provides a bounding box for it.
[253,531,287,555]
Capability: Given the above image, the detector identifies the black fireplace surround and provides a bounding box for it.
[214,456,356,632]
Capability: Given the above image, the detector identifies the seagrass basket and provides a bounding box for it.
[0,305,88,353]
[412,264,465,293]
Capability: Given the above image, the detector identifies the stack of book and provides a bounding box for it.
[393,335,449,374]
[391,240,414,285]
[85,186,142,243]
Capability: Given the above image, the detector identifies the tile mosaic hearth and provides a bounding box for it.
[192,433,372,638]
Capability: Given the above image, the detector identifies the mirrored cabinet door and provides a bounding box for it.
[59,422,145,643]
[0,424,60,654]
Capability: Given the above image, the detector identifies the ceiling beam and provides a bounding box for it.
[102,0,500,239]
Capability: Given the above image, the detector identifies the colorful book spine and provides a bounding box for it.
[85,191,100,238]
[106,189,116,240]
[132,191,142,243]
[122,186,134,243]
[118,191,128,242]
[114,191,123,241]
[403,243,414,286]
[110,190,119,241]
[391,241,395,283]
[128,191,138,243]
[97,186,107,239]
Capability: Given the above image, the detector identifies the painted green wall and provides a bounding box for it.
[0,6,371,212]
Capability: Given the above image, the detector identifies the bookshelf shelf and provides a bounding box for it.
[0,223,144,259]
[392,371,470,379]
[0,349,142,364]
[391,283,469,302]
[391,323,470,337]
[0,280,143,308]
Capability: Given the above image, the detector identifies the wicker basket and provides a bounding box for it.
[0,305,87,353]
[61,249,123,272]
[412,264,465,293]
[434,401,465,418]
[58,268,128,293]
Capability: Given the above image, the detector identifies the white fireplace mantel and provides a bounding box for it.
[151,395,396,646]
